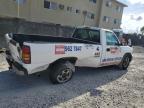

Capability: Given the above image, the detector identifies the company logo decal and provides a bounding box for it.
[55,45,82,54]
[55,45,65,54]
[110,47,118,53]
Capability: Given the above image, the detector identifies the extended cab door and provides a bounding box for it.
[102,31,123,65]
[73,28,102,67]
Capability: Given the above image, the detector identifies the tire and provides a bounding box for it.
[118,55,131,70]
[49,61,75,84]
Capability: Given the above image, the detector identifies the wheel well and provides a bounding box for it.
[49,57,78,69]
[124,53,132,61]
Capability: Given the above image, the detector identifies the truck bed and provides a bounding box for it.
[11,34,98,47]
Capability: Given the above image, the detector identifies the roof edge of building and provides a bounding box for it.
[115,0,128,7]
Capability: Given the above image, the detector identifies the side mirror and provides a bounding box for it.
[115,43,122,46]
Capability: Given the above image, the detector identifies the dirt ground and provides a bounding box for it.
[0,46,144,108]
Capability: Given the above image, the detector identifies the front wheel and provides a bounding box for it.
[49,61,75,84]
[118,55,131,70]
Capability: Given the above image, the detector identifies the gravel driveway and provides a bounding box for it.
[0,46,144,108]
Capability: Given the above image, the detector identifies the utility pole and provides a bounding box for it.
[82,11,87,26]
[17,0,20,18]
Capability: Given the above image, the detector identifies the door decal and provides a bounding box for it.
[110,47,118,53]
[110,47,121,54]
[102,57,122,62]
[95,52,100,57]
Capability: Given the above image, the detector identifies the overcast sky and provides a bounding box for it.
[118,0,144,33]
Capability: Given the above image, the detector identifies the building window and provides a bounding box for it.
[87,12,91,19]
[106,1,112,7]
[91,13,95,19]
[116,6,122,12]
[114,19,121,24]
[50,2,58,10]
[76,9,81,14]
[89,0,97,4]
[67,6,73,12]
[114,19,117,24]
[44,0,50,9]
[103,16,110,23]
[59,4,65,10]
[44,1,58,10]
[86,12,95,20]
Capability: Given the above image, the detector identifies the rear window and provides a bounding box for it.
[73,29,100,44]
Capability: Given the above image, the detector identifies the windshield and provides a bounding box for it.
[114,31,123,38]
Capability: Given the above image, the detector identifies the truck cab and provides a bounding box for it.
[73,27,132,67]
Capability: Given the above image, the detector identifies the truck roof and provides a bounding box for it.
[113,29,123,32]
[77,26,100,30]
[77,26,112,32]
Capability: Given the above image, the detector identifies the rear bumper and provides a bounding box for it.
[6,57,28,76]
[12,61,28,76]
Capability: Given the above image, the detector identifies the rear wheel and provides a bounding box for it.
[118,55,131,70]
[49,61,75,84]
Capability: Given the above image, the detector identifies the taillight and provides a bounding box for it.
[22,45,31,64]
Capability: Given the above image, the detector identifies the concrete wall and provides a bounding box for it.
[0,18,74,48]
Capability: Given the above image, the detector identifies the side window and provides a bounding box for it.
[89,30,100,43]
[73,29,90,40]
[106,31,119,45]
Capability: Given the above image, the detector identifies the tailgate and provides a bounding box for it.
[5,34,22,63]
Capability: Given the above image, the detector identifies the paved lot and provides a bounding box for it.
[0,47,144,108]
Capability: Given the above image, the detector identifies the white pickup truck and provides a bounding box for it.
[5,27,133,84]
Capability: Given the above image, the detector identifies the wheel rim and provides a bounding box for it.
[57,68,72,83]
[123,57,130,68]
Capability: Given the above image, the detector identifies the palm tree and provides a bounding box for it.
[140,26,144,35]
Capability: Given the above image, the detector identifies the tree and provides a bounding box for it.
[140,26,144,35]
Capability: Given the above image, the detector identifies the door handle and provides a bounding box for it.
[106,48,110,52]
[115,47,118,50]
